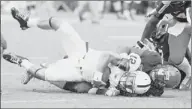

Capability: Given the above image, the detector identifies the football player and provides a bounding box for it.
[141,1,191,42]
[149,17,191,90]
[116,43,162,74]
[8,7,152,96]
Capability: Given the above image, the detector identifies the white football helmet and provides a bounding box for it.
[118,71,151,94]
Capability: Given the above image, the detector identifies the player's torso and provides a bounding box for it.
[127,47,159,72]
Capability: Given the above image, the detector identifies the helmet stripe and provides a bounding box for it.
[137,84,151,88]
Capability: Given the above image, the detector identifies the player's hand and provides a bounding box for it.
[143,39,156,51]
[109,66,124,87]
[146,9,157,17]
[117,58,130,71]
[92,71,106,88]
[105,87,120,96]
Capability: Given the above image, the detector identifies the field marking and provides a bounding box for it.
[1,73,21,76]
[1,99,73,104]
[108,35,140,40]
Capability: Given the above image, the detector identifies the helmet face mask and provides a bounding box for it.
[118,72,136,93]
[118,71,151,94]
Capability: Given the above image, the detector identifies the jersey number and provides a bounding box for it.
[129,55,137,64]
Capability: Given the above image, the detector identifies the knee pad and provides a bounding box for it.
[174,57,191,78]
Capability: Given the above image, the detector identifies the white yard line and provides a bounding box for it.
[108,35,140,40]
[1,99,72,104]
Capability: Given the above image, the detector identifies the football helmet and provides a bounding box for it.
[118,71,151,94]
[149,65,181,88]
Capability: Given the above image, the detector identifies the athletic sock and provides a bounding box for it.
[27,18,39,28]
[20,59,34,70]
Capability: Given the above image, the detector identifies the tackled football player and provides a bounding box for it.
[5,7,152,97]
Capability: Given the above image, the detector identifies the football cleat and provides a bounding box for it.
[3,52,28,66]
[11,7,30,30]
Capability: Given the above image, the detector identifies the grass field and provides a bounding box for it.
[1,13,191,108]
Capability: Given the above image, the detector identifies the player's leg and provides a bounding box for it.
[11,7,87,59]
[40,60,92,93]
[3,52,47,80]
[3,53,84,83]
[168,25,191,89]
[141,3,176,42]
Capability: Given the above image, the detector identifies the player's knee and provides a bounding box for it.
[74,82,92,93]
[49,17,61,30]
[169,56,184,65]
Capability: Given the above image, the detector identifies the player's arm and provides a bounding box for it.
[89,52,123,94]
[116,46,131,54]
[92,52,125,85]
